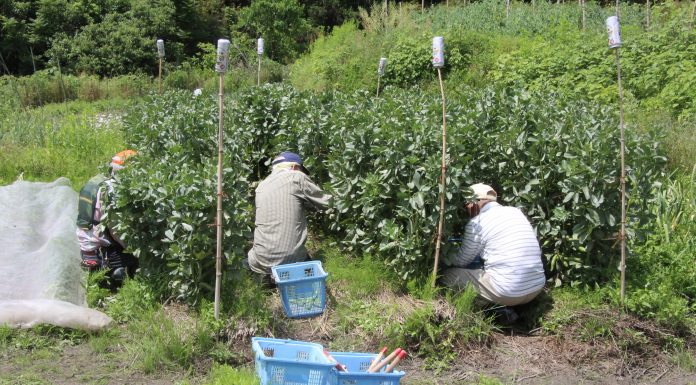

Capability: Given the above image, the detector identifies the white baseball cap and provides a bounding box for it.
[470,183,497,201]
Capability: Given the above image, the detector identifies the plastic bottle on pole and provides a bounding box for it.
[257,38,264,56]
[606,16,622,49]
[156,39,165,58]
[432,37,445,68]
[215,39,231,73]
[378,58,387,76]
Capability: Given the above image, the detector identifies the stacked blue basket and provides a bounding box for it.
[252,337,335,385]
[271,260,328,318]
[252,338,407,385]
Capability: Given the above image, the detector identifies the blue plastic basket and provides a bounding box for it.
[328,352,406,385]
[252,337,335,385]
[271,261,328,318]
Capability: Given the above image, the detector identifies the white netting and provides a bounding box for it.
[0,178,112,330]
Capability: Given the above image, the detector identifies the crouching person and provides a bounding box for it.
[440,183,546,324]
[244,151,331,287]
[76,150,139,287]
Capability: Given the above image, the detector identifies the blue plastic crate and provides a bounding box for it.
[328,352,406,385]
[271,261,328,318]
[252,337,335,385]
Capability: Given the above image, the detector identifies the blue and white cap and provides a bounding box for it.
[272,151,309,174]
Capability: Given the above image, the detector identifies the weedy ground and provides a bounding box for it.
[1,238,694,385]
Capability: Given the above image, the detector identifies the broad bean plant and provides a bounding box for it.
[111,85,665,301]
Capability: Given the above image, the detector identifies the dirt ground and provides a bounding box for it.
[2,301,695,385]
[2,330,695,385]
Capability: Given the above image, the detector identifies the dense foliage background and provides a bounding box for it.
[110,84,666,301]
[0,0,375,75]
[1,0,693,331]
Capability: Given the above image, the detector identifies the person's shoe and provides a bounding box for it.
[261,274,277,289]
[111,267,127,283]
[493,307,519,326]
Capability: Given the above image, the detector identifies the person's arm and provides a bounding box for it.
[453,221,484,267]
[300,174,331,211]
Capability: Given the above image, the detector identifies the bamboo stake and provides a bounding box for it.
[215,73,224,319]
[581,0,586,30]
[56,55,67,103]
[506,0,511,19]
[690,0,695,30]
[158,57,163,94]
[157,39,165,94]
[646,0,650,29]
[214,39,230,320]
[607,15,627,303]
[432,67,447,287]
[257,38,264,87]
[377,58,386,98]
[615,48,627,304]
[29,46,37,73]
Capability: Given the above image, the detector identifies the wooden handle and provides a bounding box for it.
[367,348,401,373]
[367,347,388,372]
[385,351,407,373]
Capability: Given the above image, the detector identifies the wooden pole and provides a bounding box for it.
[432,67,447,287]
[690,0,695,30]
[376,75,381,98]
[506,0,511,19]
[29,46,37,73]
[214,73,224,320]
[158,57,163,94]
[56,55,67,103]
[581,0,586,30]
[646,0,651,29]
[257,54,261,86]
[615,48,627,303]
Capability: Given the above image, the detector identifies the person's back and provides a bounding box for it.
[247,152,330,275]
[471,203,545,297]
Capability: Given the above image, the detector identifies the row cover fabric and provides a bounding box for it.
[0,178,112,330]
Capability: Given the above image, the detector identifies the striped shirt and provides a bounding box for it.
[453,202,545,297]
[247,169,331,274]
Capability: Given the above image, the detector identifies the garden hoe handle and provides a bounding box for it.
[368,348,401,373]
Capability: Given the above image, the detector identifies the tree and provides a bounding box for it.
[232,0,313,64]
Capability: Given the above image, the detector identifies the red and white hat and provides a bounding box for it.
[110,149,137,171]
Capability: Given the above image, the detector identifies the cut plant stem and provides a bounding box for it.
[432,67,447,287]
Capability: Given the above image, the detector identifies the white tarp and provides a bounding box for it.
[0,178,112,330]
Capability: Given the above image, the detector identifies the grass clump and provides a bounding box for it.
[202,364,259,385]
[0,98,126,188]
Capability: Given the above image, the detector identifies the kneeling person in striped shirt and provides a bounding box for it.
[245,152,332,286]
[441,183,546,321]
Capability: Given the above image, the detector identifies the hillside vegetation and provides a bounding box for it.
[0,1,694,384]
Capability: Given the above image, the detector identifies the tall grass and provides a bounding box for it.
[0,99,126,188]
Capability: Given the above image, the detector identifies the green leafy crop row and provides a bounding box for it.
[111,84,666,302]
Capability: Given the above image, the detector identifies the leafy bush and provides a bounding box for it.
[112,84,666,302]
[492,20,696,120]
